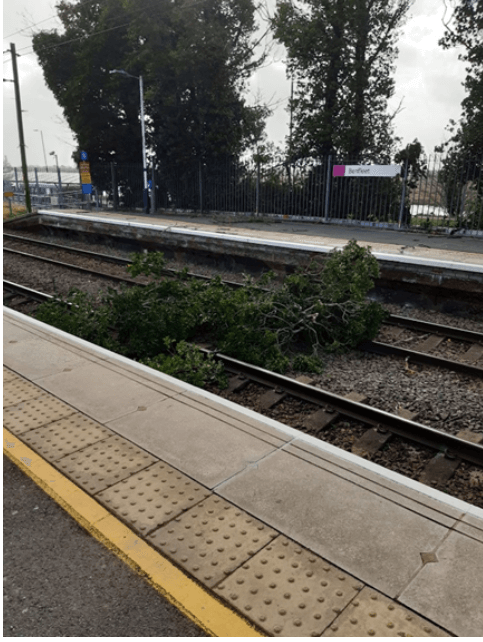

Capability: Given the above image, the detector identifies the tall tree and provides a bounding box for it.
[272,0,411,162]
[438,0,483,156]
[32,0,266,173]
[437,1,483,224]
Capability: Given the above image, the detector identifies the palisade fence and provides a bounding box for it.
[4,153,483,233]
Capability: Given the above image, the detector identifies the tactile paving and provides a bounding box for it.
[215,535,362,637]
[96,461,211,535]
[19,413,115,461]
[3,394,76,434]
[3,378,50,408]
[3,367,20,383]
[147,495,278,587]
[322,587,450,637]
[55,435,158,494]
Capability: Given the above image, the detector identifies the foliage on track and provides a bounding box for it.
[35,240,387,388]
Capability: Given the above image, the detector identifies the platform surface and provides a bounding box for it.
[39,208,483,270]
[4,307,483,637]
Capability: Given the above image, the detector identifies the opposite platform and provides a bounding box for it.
[37,208,483,271]
[4,307,483,637]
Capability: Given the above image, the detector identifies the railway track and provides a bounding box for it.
[5,233,483,378]
[214,352,483,484]
[3,278,483,502]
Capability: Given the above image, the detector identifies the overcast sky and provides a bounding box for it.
[3,0,467,169]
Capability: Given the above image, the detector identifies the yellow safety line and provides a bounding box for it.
[3,428,264,637]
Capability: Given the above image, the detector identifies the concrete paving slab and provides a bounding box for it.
[3,366,18,383]
[285,440,464,527]
[147,495,278,588]
[35,362,167,423]
[399,530,483,637]
[3,377,48,407]
[20,413,115,461]
[55,434,158,495]
[4,394,76,434]
[179,390,291,446]
[4,319,41,343]
[322,587,450,637]
[106,397,284,489]
[96,460,211,535]
[5,309,189,398]
[3,327,87,380]
[215,535,362,637]
[217,448,449,598]
[453,513,483,542]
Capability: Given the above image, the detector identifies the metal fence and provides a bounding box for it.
[4,153,483,233]
[3,166,85,210]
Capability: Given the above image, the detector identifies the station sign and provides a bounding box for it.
[333,165,401,178]
[79,151,92,194]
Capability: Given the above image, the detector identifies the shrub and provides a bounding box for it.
[35,241,387,386]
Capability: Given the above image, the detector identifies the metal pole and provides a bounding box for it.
[199,160,203,213]
[56,161,63,208]
[324,154,332,222]
[110,163,118,210]
[10,43,31,213]
[151,164,156,213]
[139,75,149,213]
[35,130,48,170]
[398,157,409,227]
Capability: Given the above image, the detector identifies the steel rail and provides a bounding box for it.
[205,350,483,467]
[3,232,130,265]
[3,280,53,304]
[3,247,141,286]
[3,233,242,286]
[386,314,483,344]
[359,340,483,378]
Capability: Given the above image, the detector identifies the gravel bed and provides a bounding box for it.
[309,352,483,435]
[3,253,128,301]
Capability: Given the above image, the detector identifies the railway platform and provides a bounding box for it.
[4,306,483,637]
[36,207,483,267]
[12,207,477,312]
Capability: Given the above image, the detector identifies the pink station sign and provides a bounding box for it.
[333,165,401,178]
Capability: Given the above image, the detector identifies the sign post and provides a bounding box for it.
[79,151,92,196]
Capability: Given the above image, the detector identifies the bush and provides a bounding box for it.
[35,241,387,386]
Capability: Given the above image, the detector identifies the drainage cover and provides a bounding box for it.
[55,435,158,494]
[3,394,76,434]
[215,535,362,637]
[20,413,114,462]
[96,460,211,535]
[147,495,277,587]
[323,587,449,637]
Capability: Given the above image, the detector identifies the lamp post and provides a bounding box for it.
[34,129,48,170]
[50,151,62,207]
[109,69,148,213]
[49,150,58,170]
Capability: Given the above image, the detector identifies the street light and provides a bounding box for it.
[49,150,58,169]
[34,129,48,170]
[49,151,63,207]
[109,69,148,213]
